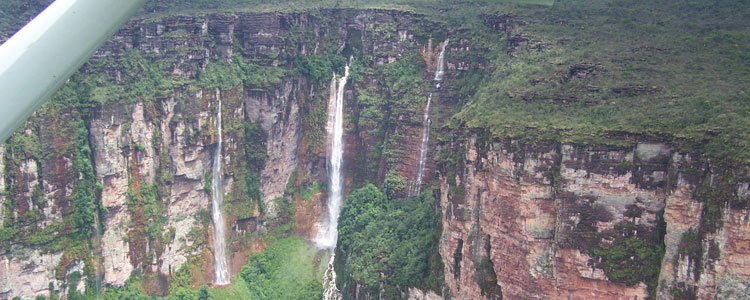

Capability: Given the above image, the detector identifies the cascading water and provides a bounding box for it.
[409,39,449,197]
[315,63,349,249]
[321,252,341,300]
[434,39,449,82]
[316,62,349,300]
[211,88,230,285]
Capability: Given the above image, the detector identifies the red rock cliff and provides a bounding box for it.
[438,135,750,299]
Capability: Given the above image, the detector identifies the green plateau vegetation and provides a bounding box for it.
[456,0,750,163]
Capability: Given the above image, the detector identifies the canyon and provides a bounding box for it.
[0,1,749,300]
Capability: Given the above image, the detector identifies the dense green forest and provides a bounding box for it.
[337,185,443,299]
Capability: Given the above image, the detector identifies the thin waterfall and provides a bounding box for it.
[316,62,349,300]
[434,39,449,82]
[409,39,449,197]
[212,88,230,285]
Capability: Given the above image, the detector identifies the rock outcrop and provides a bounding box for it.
[0,249,62,297]
[90,102,136,286]
[437,135,750,299]
[408,287,444,300]
[246,81,302,216]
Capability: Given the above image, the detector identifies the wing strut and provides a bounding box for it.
[0,0,147,142]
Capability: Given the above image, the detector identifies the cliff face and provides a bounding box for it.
[657,155,750,300]
[0,8,433,299]
[1,11,306,298]
[436,134,750,299]
[1,4,749,300]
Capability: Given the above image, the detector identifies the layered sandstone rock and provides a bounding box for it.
[246,80,302,216]
[1,9,403,298]
[3,6,748,300]
[90,102,134,286]
[438,136,750,299]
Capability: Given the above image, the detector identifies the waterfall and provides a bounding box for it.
[315,63,349,249]
[409,39,449,197]
[434,39,449,82]
[212,88,230,285]
[410,93,433,197]
[316,62,349,300]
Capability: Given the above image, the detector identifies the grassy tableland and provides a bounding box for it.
[456,0,750,162]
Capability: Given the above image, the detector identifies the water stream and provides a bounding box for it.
[409,39,449,197]
[321,252,341,300]
[315,63,349,249]
[212,88,230,285]
[317,63,350,300]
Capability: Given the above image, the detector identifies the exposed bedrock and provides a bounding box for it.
[439,136,750,299]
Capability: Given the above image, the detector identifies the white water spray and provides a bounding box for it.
[212,89,230,285]
[409,39,449,197]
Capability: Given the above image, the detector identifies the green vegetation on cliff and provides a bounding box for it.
[0,0,53,41]
[337,184,444,298]
[591,221,665,296]
[199,54,286,91]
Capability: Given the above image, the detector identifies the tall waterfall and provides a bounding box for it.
[315,63,349,249]
[211,89,230,285]
[409,39,449,197]
[316,62,349,300]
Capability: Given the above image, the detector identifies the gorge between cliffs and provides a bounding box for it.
[0,1,749,300]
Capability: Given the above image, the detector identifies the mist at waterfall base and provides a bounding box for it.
[409,39,449,197]
[211,89,230,285]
